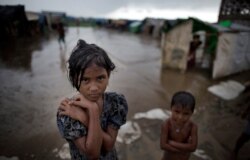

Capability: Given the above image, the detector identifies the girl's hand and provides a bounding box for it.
[188,136,192,143]
[70,94,99,112]
[169,140,175,145]
[58,98,89,126]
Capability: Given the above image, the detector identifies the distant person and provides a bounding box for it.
[187,34,202,69]
[56,21,65,48]
[232,81,250,160]
[57,39,128,159]
[160,91,198,160]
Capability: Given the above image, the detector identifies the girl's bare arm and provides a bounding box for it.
[68,98,103,159]
[101,126,118,151]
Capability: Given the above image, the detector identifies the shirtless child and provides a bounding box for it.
[160,91,198,160]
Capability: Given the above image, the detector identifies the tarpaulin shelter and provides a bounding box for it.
[109,19,129,31]
[129,21,142,33]
[0,5,28,38]
[161,17,250,79]
[211,22,250,78]
[42,11,66,31]
[25,11,41,35]
[141,17,165,39]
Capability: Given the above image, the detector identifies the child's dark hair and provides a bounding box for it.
[68,39,115,90]
[171,91,195,112]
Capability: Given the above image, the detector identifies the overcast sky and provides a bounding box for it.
[0,0,222,22]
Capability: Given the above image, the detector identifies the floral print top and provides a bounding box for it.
[57,92,128,160]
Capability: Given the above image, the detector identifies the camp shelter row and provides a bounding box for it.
[0,5,66,38]
[160,18,250,79]
[94,17,166,39]
[103,17,250,79]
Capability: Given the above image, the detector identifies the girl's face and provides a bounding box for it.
[79,63,109,102]
[171,105,193,125]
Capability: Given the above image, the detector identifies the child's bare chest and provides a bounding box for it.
[169,122,192,142]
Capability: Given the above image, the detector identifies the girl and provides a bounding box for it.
[57,39,128,160]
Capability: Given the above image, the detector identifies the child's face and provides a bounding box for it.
[79,63,109,102]
[171,105,193,125]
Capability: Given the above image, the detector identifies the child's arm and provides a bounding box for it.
[160,120,182,153]
[169,123,198,152]
[65,95,103,159]
[58,98,89,126]
[101,126,118,151]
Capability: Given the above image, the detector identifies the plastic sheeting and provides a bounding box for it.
[193,149,212,160]
[133,108,170,120]
[213,32,250,79]
[116,121,141,144]
[53,143,71,159]
[208,80,245,100]
[161,20,193,71]
[117,108,171,144]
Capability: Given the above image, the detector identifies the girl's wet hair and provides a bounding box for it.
[68,39,115,90]
[171,91,195,112]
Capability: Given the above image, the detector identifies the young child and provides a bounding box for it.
[57,39,128,159]
[187,34,202,69]
[160,91,198,160]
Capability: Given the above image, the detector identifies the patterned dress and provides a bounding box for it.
[57,92,128,160]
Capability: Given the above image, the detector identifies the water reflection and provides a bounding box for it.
[160,67,212,108]
[59,47,67,72]
[0,38,42,70]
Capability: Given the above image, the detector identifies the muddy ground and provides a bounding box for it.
[0,27,249,160]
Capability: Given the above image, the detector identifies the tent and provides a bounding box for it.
[141,17,165,39]
[161,17,250,79]
[0,5,28,38]
[129,21,142,33]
